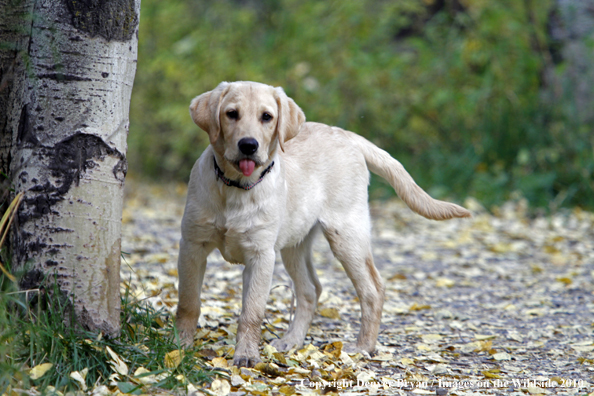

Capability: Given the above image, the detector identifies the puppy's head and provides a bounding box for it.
[190,81,305,178]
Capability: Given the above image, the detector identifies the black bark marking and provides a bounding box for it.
[48,226,74,233]
[112,156,127,182]
[17,104,40,148]
[21,186,59,219]
[64,0,139,42]
[19,269,44,290]
[17,133,126,263]
[49,133,122,188]
[25,236,47,253]
[18,171,28,184]
[22,133,125,221]
[38,73,93,82]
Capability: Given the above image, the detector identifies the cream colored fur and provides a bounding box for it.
[176,81,471,367]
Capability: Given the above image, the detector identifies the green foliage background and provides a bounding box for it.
[129,0,594,210]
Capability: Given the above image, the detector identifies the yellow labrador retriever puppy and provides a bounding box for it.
[176,81,470,367]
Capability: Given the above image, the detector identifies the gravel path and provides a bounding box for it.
[121,181,594,396]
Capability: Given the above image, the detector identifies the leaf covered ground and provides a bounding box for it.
[120,182,594,396]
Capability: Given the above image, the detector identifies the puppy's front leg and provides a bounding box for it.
[176,237,212,347]
[234,249,275,367]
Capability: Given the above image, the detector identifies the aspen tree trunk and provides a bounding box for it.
[0,0,140,336]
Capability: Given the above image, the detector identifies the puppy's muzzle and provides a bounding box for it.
[238,138,259,155]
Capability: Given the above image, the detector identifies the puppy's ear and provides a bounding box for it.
[189,82,230,144]
[274,87,305,152]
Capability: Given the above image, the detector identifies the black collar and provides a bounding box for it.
[213,157,274,190]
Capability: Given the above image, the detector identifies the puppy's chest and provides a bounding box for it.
[211,199,278,264]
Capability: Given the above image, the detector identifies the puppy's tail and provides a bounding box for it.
[349,132,471,220]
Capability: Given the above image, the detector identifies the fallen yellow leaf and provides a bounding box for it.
[409,303,431,311]
[30,363,53,380]
[571,345,594,353]
[195,328,210,340]
[134,367,157,384]
[422,334,443,343]
[106,346,128,376]
[255,362,283,377]
[551,254,566,266]
[210,379,231,396]
[550,377,563,385]
[412,389,435,395]
[356,369,375,382]
[531,264,543,273]
[294,343,323,361]
[279,384,296,395]
[526,386,549,395]
[475,334,497,341]
[340,351,354,365]
[69,368,88,391]
[492,352,511,361]
[371,351,394,361]
[474,340,493,352]
[262,344,277,358]
[490,243,515,253]
[155,317,166,327]
[288,366,310,375]
[273,352,287,364]
[416,344,435,351]
[435,277,455,287]
[482,370,502,379]
[243,380,270,393]
[320,307,340,320]
[323,341,343,358]
[388,273,407,281]
[212,357,228,368]
[421,252,438,261]
[164,350,183,369]
[544,245,560,254]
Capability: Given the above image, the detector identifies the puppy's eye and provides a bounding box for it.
[226,110,238,120]
[262,112,273,122]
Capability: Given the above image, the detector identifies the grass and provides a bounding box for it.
[0,192,213,394]
[0,276,213,394]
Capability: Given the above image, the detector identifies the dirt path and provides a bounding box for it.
[121,181,594,395]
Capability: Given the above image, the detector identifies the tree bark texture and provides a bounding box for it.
[0,0,140,336]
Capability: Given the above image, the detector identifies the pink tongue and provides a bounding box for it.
[239,159,256,176]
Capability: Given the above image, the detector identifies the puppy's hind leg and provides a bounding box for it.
[272,227,322,351]
[322,219,385,354]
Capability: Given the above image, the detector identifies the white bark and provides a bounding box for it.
[0,0,140,336]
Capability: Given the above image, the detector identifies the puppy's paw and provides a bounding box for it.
[342,343,372,358]
[270,337,301,352]
[233,354,262,368]
[175,312,199,348]
[175,320,197,348]
[176,330,195,348]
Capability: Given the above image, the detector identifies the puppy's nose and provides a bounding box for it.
[238,138,259,155]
